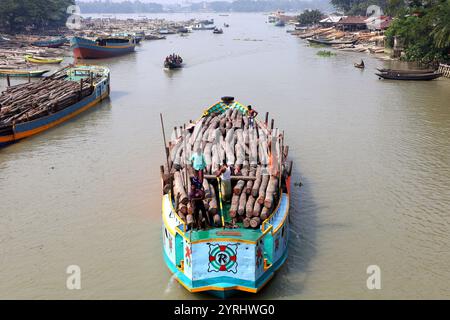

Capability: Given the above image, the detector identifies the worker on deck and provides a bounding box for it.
[247,105,258,128]
[189,181,208,230]
[216,160,232,202]
[190,147,207,183]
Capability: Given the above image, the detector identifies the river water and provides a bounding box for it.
[1,13,449,299]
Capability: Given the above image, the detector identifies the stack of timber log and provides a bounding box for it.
[162,106,289,229]
[0,72,97,128]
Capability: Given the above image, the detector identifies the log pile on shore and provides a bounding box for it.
[0,70,96,127]
[293,26,390,57]
[162,105,290,229]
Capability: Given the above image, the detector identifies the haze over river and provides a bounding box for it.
[1,13,449,299]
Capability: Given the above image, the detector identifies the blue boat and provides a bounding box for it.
[32,37,68,48]
[0,65,110,148]
[161,97,293,298]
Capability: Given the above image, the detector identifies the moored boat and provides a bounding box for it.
[376,68,435,74]
[71,36,136,59]
[0,65,110,148]
[376,71,443,81]
[0,69,49,77]
[213,28,223,34]
[32,37,67,48]
[307,37,357,45]
[160,97,293,298]
[25,55,64,64]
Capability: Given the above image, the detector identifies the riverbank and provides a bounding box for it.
[289,26,394,61]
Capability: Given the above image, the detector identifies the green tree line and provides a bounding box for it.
[0,0,75,33]
[385,0,450,63]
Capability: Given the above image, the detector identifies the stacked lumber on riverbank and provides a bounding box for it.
[162,106,289,229]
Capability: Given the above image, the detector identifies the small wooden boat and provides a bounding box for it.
[213,28,223,34]
[376,68,435,74]
[145,34,166,40]
[307,37,357,45]
[32,37,67,48]
[160,97,293,298]
[71,36,136,59]
[25,55,64,64]
[354,61,365,69]
[164,55,183,69]
[0,65,110,148]
[376,71,443,81]
[0,69,49,77]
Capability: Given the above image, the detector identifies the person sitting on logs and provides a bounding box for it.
[189,147,207,182]
[189,181,207,230]
[247,105,258,128]
[216,160,232,202]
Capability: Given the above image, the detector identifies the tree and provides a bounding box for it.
[0,0,75,33]
[385,0,450,63]
[298,10,324,26]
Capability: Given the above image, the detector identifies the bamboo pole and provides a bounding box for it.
[159,113,171,180]
[6,74,10,87]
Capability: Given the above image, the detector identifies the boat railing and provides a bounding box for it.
[167,192,188,233]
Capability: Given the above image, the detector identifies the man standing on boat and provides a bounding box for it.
[189,181,207,230]
[247,105,258,128]
[190,147,207,182]
[216,161,232,202]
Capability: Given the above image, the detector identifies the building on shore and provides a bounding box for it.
[336,16,368,31]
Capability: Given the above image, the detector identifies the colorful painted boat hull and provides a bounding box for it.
[161,101,291,298]
[0,66,110,148]
[71,37,135,59]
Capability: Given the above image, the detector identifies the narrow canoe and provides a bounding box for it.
[25,55,64,64]
[376,72,443,81]
[376,68,436,74]
[0,69,49,77]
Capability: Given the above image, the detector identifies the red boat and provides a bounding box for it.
[71,36,136,59]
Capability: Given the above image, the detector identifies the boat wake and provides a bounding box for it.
[164,273,178,295]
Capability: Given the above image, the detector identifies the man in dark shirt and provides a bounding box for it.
[189,183,207,230]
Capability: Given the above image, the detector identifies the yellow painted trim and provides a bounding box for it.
[175,272,275,294]
[273,193,290,234]
[262,190,284,232]
[165,192,187,232]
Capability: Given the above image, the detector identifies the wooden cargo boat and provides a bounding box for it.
[0,69,49,77]
[160,97,293,298]
[376,71,443,81]
[71,36,136,59]
[0,65,110,147]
